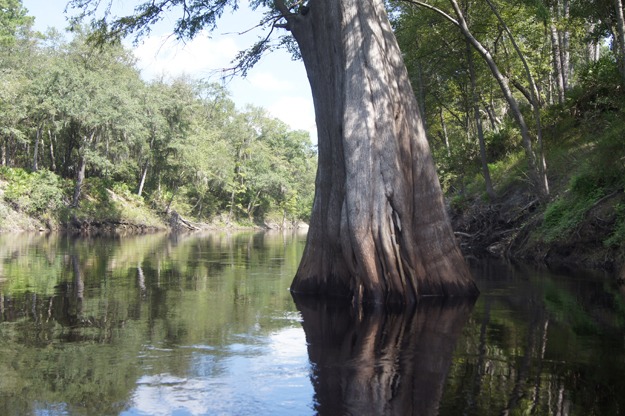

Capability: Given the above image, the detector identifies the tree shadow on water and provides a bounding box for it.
[292,295,476,416]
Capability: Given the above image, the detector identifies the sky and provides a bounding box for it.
[21,0,317,140]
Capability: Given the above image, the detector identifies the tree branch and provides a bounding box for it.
[511,78,533,104]
[273,0,292,17]
[400,0,460,27]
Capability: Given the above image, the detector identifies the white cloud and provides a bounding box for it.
[133,32,239,80]
[268,96,317,140]
[132,30,318,141]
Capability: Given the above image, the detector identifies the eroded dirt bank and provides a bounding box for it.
[451,189,625,274]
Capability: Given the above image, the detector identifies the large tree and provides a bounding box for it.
[69,0,478,304]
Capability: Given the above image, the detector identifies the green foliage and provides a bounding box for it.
[591,117,625,187]
[541,170,610,243]
[605,203,625,248]
[485,126,521,161]
[542,197,586,242]
[0,0,33,46]
[0,20,316,227]
[568,57,625,117]
[0,167,66,218]
[534,76,625,250]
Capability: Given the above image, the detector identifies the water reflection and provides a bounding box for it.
[0,231,309,415]
[2,233,625,415]
[294,296,475,415]
[442,260,625,416]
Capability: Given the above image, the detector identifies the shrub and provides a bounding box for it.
[568,57,624,117]
[486,125,521,161]
[3,168,66,217]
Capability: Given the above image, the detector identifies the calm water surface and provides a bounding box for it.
[0,231,624,415]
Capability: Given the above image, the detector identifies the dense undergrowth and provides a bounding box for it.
[0,168,165,232]
[0,165,308,233]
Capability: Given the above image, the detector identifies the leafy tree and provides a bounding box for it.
[0,0,36,168]
[0,0,32,46]
[0,4,318,229]
[44,30,143,206]
[400,0,550,199]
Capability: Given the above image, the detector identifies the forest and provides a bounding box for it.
[390,0,625,270]
[1,0,625,270]
[0,0,317,231]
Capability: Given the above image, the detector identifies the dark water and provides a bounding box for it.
[0,232,624,415]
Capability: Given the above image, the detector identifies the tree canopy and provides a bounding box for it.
[0,6,317,226]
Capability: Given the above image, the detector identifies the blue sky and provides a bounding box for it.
[21,0,317,139]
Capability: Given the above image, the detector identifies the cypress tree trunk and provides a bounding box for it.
[278,0,478,305]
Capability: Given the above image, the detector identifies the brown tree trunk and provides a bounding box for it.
[280,0,478,304]
[615,0,625,80]
[467,41,495,201]
[550,6,566,104]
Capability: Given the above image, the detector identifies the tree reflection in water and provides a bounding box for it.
[293,296,475,416]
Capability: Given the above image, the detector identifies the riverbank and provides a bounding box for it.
[0,164,622,275]
[0,170,308,236]
[451,186,625,274]
[448,106,625,275]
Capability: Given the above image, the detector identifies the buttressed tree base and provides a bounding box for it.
[277,0,479,304]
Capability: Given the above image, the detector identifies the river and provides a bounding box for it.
[0,231,623,415]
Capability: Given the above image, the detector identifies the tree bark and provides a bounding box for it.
[137,160,149,197]
[550,5,566,104]
[615,0,625,80]
[561,0,571,90]
[586,23,600,64]
[440,106,451,158]
[282,0,478,304]
[467,41,495,201]
[72,130,95,207]
[72,151,87,208]
[48,129,56,172]
[32,126,41,172]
